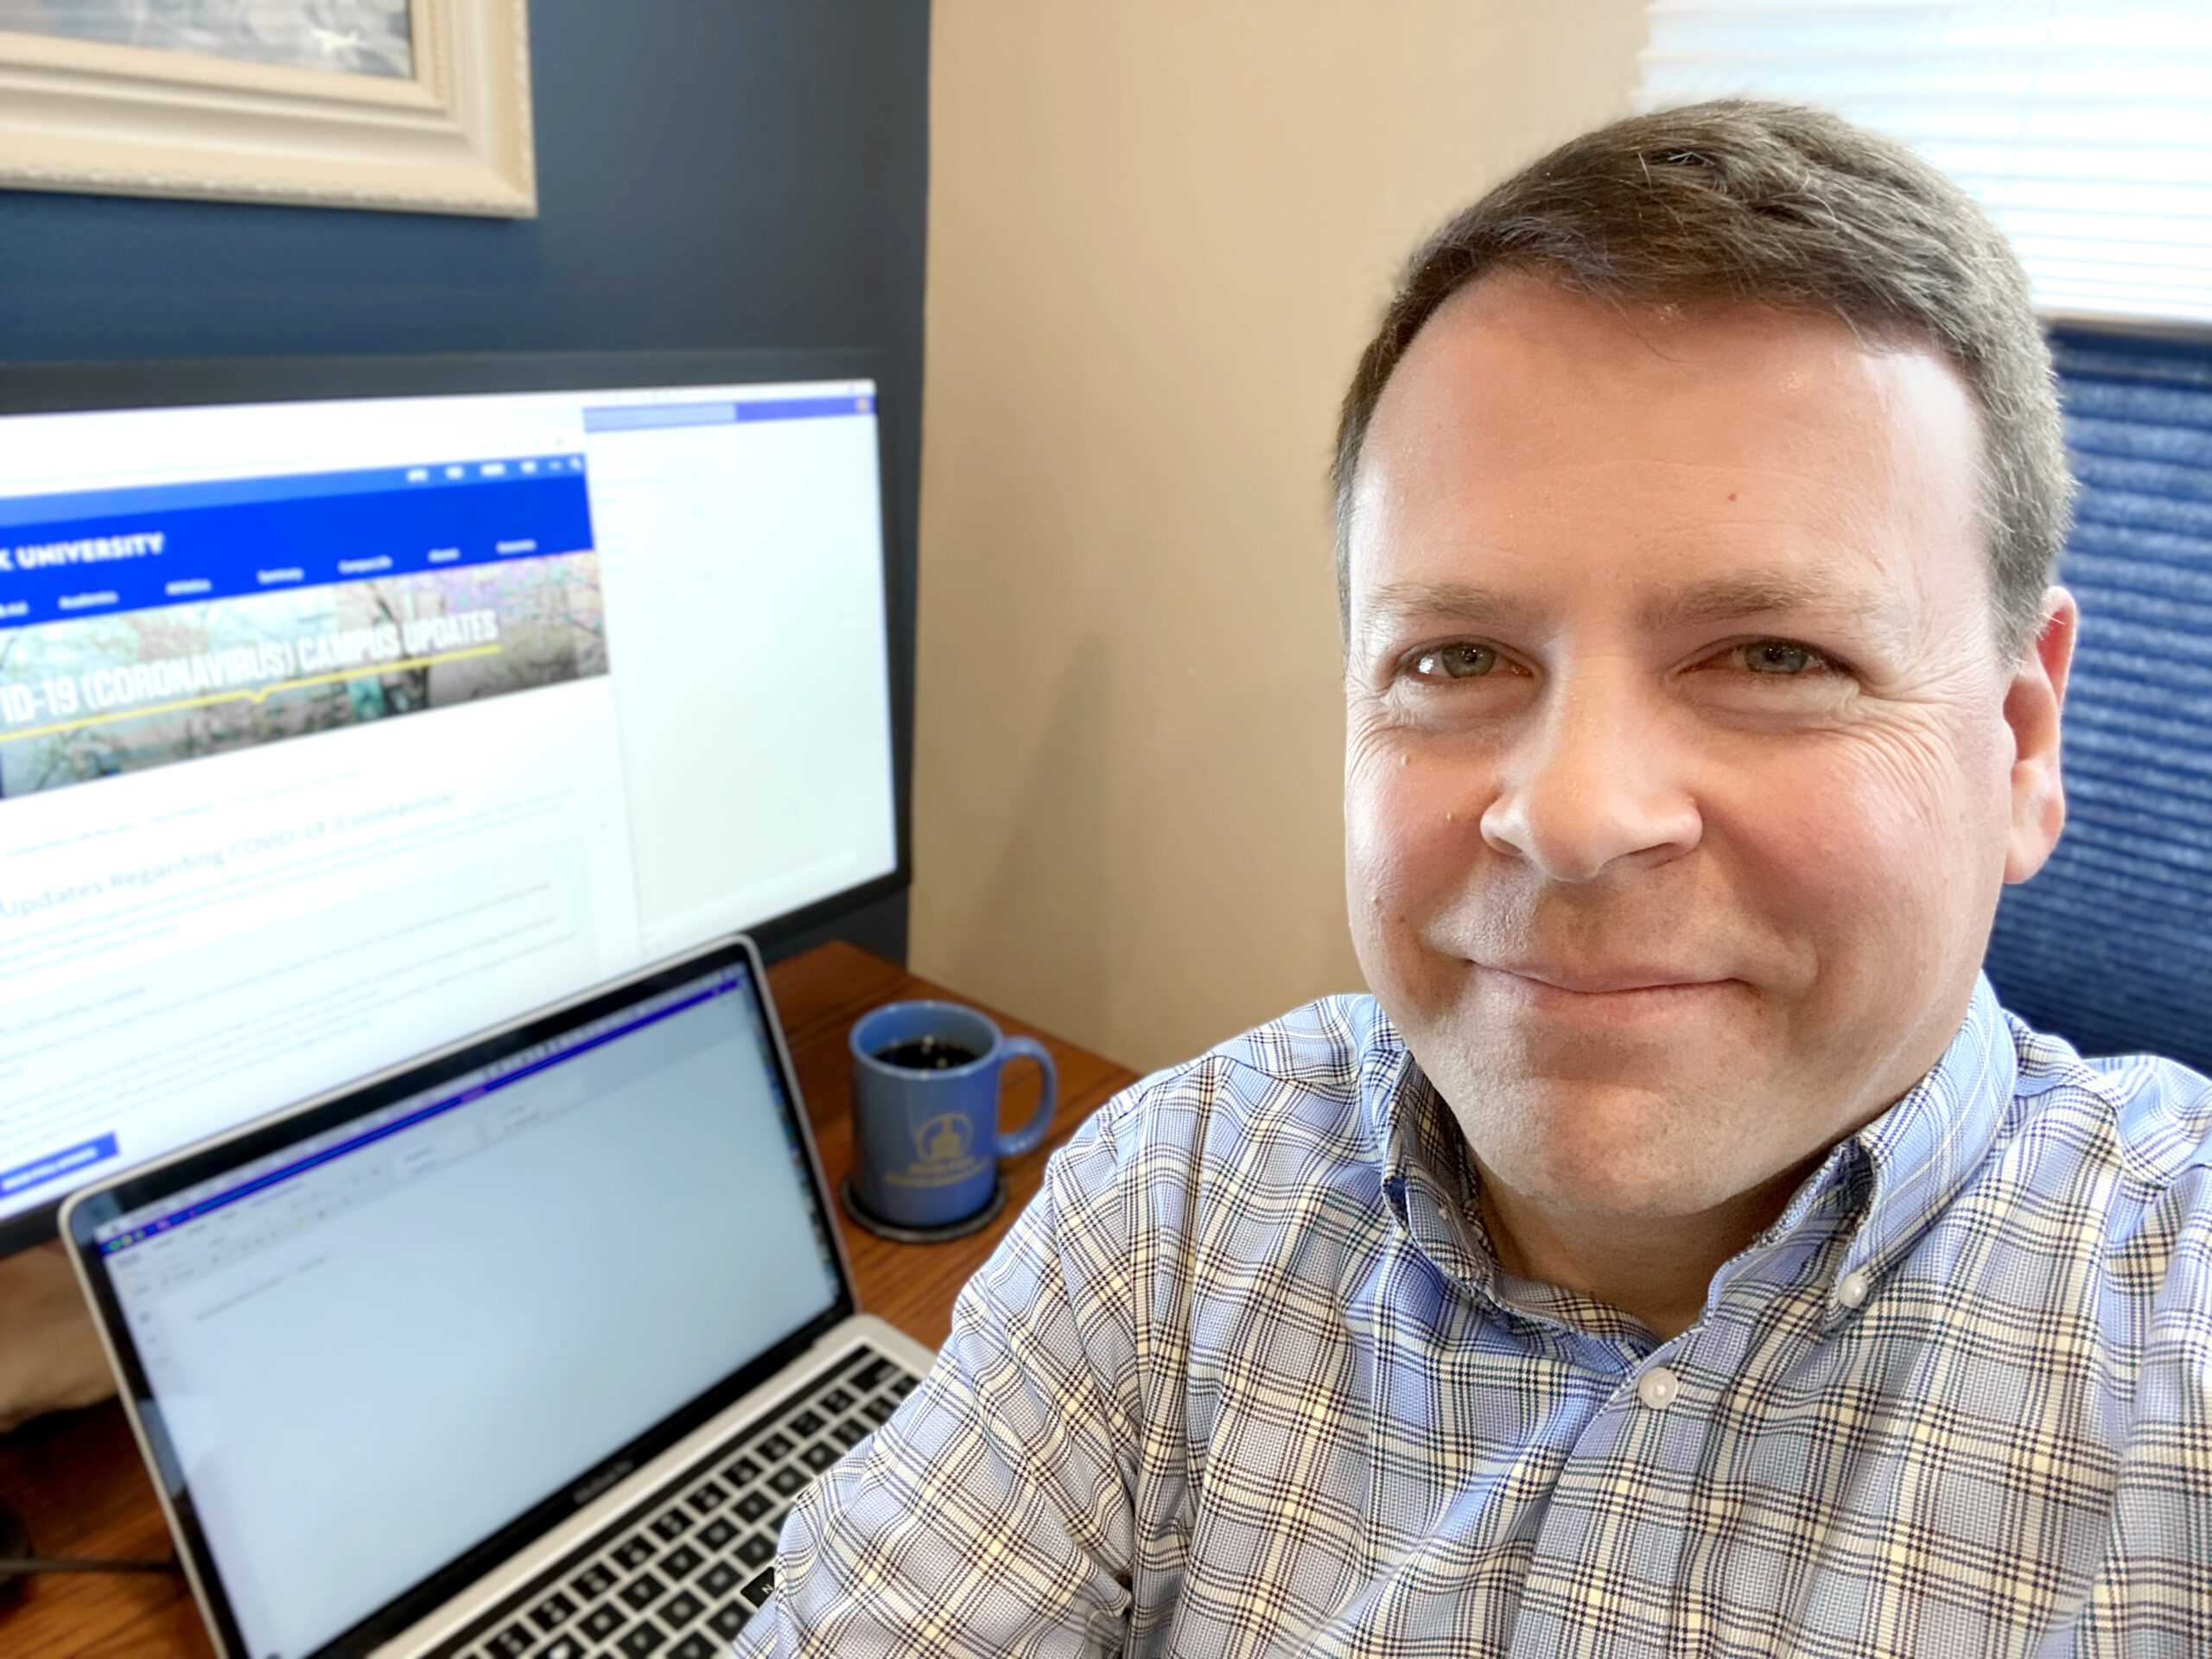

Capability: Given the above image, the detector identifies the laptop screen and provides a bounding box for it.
[79,952,842,1659]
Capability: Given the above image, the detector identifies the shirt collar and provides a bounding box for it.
[1358,974,2020,1307]
[1356,1003,1493,1289]
[1828,971,2018,1286]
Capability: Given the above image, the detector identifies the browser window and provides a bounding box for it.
[0,379,896,1225]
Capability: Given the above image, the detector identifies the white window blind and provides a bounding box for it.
[1637,3,2212,327]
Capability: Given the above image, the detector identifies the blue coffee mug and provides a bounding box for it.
[848,1001,1058,1230]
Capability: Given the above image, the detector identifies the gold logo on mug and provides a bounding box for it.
[913,1112,974,1166]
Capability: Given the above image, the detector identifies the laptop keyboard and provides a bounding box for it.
[431,1345,922,1659]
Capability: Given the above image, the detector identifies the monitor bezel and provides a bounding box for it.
[0,347,913,1254]
[60,929,860,1659]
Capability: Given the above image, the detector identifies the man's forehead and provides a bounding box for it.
[1344,275,1991,651]
[1359,277,1944,480]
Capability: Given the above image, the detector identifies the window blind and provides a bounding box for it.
[1984,330,2212,1071]
[1637,3,2212,327]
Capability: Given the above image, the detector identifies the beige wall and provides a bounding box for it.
[913,3,1649,1073]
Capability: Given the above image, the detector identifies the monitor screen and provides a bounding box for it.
[0,364,899,1239]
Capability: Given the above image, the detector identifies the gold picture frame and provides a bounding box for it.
[0,0,535,217]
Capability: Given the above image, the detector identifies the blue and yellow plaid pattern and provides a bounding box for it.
[740,976,2212,1656]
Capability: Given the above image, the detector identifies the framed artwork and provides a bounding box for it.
[0,0,535,216]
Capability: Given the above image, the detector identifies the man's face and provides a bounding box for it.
[1343,273,2069,1224]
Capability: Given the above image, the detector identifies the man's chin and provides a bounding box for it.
[1439,1074,1781,1224]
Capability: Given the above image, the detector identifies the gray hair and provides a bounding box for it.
[1332,99,2071,659]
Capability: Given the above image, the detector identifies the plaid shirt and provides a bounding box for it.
[738,978,2212,1656]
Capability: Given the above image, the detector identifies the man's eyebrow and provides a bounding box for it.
[1355,578,1531,632]
[1355,570,1913,651]
[1640,572,1858,629]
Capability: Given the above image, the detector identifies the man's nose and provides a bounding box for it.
[1478,668,1701,881]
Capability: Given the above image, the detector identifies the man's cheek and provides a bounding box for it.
[1345,756,1478,917]
[1825,742,1989,912]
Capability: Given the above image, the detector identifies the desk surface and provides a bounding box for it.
[0,941,1140,1659]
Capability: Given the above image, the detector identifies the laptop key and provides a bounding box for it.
[887,1375,917,1400]
[650,1509,692,1541]
[697,1517,738,1551]
[855,1357,892,1389]
[767,1465,807,1497]
[822,1387,855,1413]
[698,1560,741,1597]
[734,1491,772,1522]
[619,1572,667,1611]
[571,1563,618,1601]
[723,1455,761,1486]
[707,1603,751,1640]
[540,1638,585,1659]
[861,1396,895,1425]
[580,1603,626,1640]
[759,1433,794,1459]
[686,1479,728,1514]
[613,1535,656,1570]
[659,1542,704,1580]
[660,1589,706,1630]
[790,1409,824,1435]
[832,1417,868,1447]
[736,1531,775,1568]
[669,1636,716,1659]
[529,1590,577,1632]
[801,1441,840,1472]
[741,1568,776,1608]
[487,1624,536,1658]
[616,1622,666,1658]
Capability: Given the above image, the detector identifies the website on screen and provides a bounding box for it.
[0,382,896,1223]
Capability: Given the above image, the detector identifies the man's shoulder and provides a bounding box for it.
[1084,993,1402,1173]
[1986,1019,2212,1325]
[1112,990,1392,1103]
[2004,1013,2212,1197]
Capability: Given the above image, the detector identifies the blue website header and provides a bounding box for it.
[0,453,586,532]
[0,461,594,629]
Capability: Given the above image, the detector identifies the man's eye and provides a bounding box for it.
[1738,640,1821,675]
[1411,642,1500,680]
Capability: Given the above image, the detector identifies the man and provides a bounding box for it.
[740,101,2212,1656]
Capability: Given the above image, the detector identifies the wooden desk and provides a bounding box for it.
[0,942,1139,1659]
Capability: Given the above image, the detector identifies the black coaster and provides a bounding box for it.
[841,1175,1007,1244]
[0,1496,28,1606]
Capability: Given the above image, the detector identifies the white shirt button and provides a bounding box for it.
[1636,1366,1680,1409]
[1837,1269,1872,1309]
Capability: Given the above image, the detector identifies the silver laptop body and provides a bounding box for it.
[61,932,936,1659]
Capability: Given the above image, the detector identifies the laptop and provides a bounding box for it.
[59,932,938,1659]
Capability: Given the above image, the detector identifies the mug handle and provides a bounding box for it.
[991,1036,1058,1160]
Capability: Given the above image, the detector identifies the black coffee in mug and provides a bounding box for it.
[874,1035,982,1071]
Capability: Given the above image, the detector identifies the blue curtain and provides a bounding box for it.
[1983,328,2212,1073]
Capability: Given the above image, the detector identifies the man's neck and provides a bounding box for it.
[1471,1158,1818,1342]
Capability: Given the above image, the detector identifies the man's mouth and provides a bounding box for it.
[1480,962,1737,1001]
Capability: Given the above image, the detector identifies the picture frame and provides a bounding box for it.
[0,0,535,217]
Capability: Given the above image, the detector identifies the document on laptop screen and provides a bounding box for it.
[87,964,842,1659]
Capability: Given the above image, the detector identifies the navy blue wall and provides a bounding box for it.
[0,0,930,962]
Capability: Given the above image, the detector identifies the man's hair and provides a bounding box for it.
[1332,99,2070,660]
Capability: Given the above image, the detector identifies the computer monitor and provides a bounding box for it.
[0,350,907,1254]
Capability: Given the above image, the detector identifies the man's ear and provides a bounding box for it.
[2003,587,2078,884]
